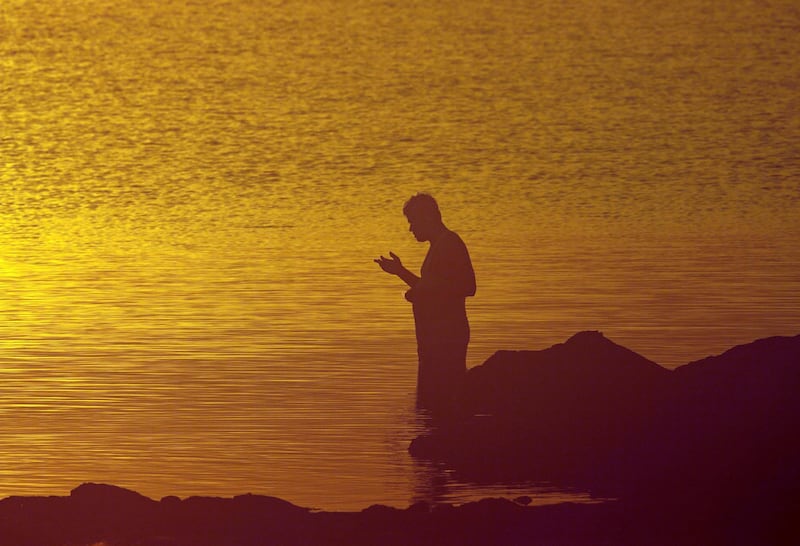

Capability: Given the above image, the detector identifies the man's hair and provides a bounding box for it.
[403,193,442,221]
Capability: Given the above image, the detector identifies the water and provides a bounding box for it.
[0,0,798,510]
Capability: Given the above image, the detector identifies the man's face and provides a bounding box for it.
[406,212,430,242]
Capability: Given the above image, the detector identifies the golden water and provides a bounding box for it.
[0,0,798,509]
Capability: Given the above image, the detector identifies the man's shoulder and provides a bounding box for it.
[434,229,469,255]
[441,228,463,241]
[443,229,468,247]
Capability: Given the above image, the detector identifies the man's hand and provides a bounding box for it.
[374,252,404,275]
[374,252,420,288]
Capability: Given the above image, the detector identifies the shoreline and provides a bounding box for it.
[3,482,784,546]
[3,332,797,544]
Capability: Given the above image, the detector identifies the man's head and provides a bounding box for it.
[403,193,443,242]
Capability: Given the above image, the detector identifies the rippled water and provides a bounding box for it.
[0,0,798,510]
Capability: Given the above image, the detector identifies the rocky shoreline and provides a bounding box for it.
[2,332,798,545]
[1,481,787,546]
[408,331,800,545]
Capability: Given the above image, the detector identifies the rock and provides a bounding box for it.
[362,503,400,517]
[406,500,431,514]
[160,495,182,506]
[0,482,793,545]
[412,331,800,512]
[514,496,532,506]
[232,493,310,516]
[412,332,672,484]
[461,330,669,421]
[70,482,157,509]
[624,334,800,513]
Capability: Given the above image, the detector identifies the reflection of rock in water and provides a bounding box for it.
[410,331,800,542]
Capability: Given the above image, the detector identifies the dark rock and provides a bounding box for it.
[70,482,156,507]
[160,495,182,506]
[66,483,161,545]
[0,483,795,545]
[411,331,800,520]
[361,503,400,517]
[461,330,669,421]
[514,496,532,506]
[621,333,800,531]
[413,331,673,485]
[232,493,310,516]
[406,500,432,514]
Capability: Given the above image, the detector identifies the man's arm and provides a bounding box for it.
[374,252,420,288]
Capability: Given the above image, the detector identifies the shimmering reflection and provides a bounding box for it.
[0,0,798,510]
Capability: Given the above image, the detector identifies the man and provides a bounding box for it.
[375,193,476,416]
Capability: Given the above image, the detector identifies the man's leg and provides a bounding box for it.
[417,340,467,420]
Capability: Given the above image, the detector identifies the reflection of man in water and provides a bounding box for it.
[375,193,476,416]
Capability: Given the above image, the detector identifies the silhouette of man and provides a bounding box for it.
[375,194,476,416]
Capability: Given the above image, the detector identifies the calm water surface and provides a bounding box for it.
[0,0,798,510]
